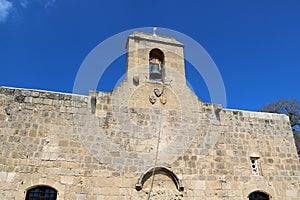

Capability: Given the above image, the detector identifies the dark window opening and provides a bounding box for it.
[25,186,57,200]
[248,191,270,200]
[149,48,164,80]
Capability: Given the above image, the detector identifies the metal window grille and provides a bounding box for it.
[25,186,57,200]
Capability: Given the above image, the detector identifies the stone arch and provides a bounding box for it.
[25,185,57,200]
[16,177,65,200]
[248,190,271,200]
[242,181,275,199]
[149,48,164,63]
[135,165,184,191]
[149,48,165,80]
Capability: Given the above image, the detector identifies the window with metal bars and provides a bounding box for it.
[25,186,57,200]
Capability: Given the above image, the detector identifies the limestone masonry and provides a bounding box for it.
[0,32,299,199]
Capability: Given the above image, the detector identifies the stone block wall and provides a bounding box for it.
[0,85,299,200]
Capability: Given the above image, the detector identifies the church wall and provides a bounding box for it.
[0,86,299,199]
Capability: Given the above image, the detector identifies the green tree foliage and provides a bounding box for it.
[259,99,300,131]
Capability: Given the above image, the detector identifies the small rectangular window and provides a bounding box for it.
[250,158,259,176]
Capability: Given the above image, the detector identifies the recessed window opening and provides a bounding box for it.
[149,48,164,80]
[25,186,57,200]
[249,153,260,176]
[248,191,270,200]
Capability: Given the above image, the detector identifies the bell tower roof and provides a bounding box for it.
[126,31,184,49]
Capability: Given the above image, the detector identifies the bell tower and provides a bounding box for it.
[125,29,186,86]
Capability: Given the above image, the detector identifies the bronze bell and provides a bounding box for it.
[149,63,161,79]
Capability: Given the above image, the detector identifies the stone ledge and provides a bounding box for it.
[222,108,289,121]
[0,86,88,102]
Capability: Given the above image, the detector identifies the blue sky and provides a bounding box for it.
[0,0,299,111]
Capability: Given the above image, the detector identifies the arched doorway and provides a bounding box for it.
[25,186,57,200]
[248,191,270,200]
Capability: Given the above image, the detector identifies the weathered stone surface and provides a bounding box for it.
[0,32,299,200]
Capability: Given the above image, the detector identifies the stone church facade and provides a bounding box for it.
[0,32,299,199]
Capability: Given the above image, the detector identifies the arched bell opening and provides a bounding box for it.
[135,165,184,192]
[248,190,270,200]
[149,48,164,80]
